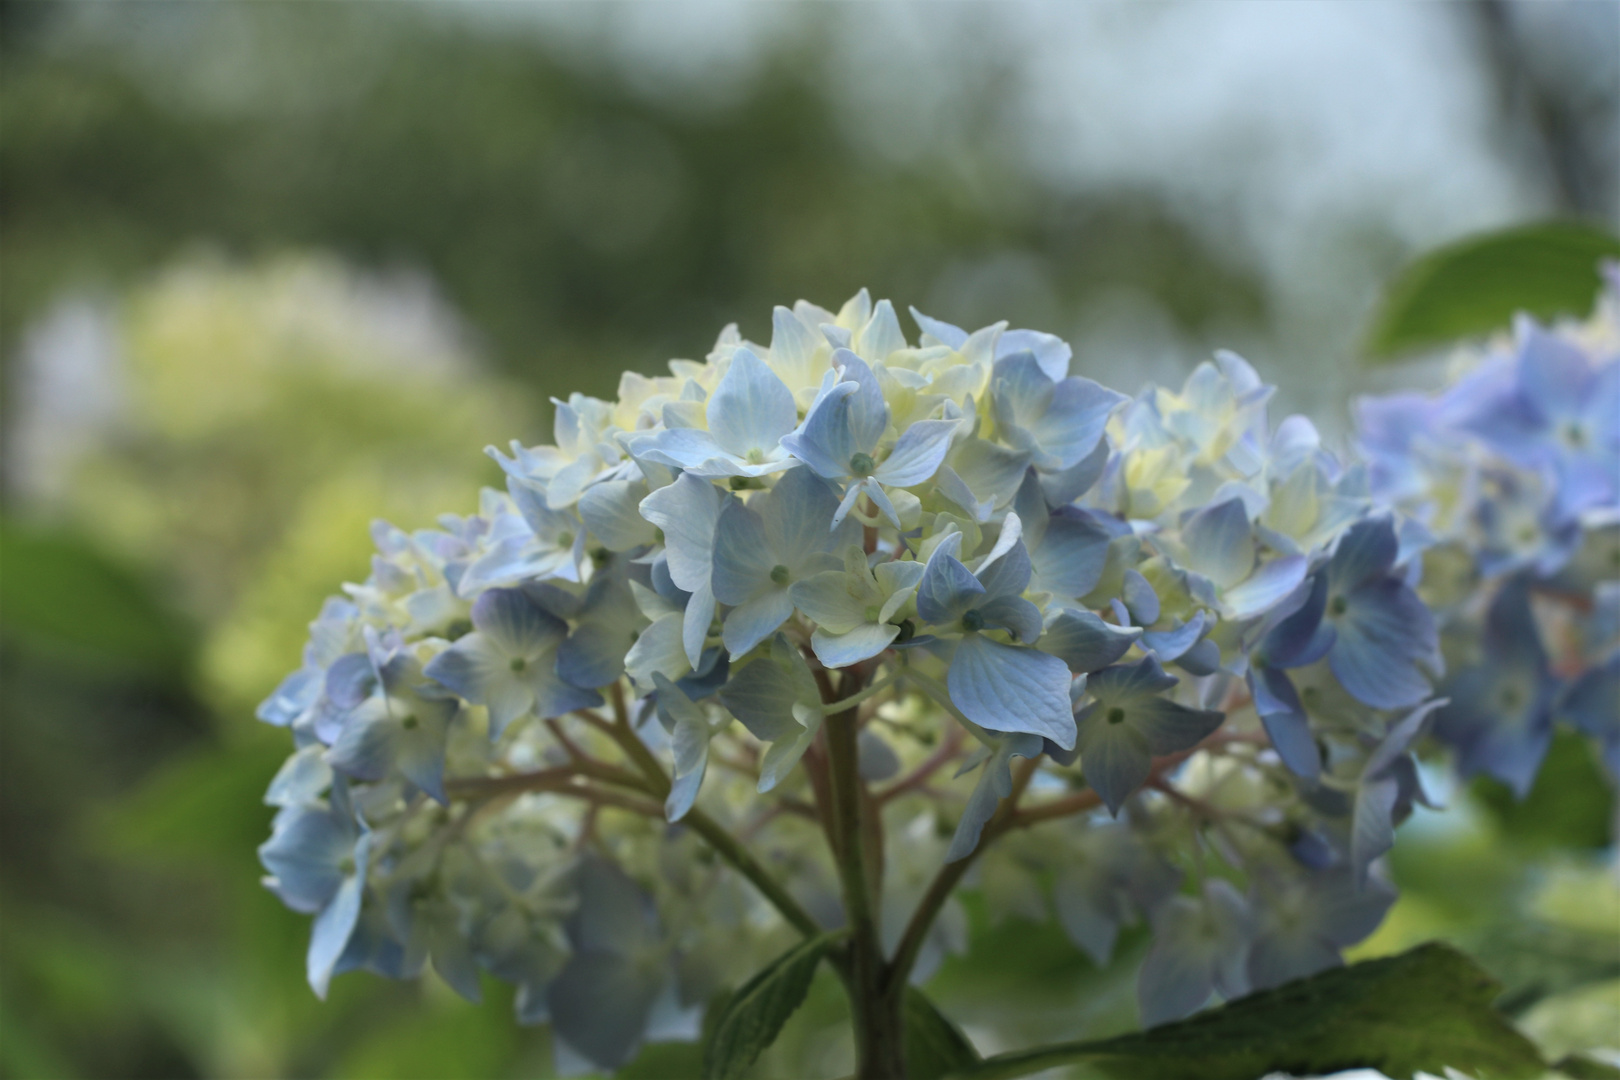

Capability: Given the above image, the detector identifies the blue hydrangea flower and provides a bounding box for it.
[780,351,959,528]
[329,639,460,804]
[633,348,801,479]
[790,546,925,668]
[1434,578,1560,797]
[257,784,372,998]
[1137,880,1252,1027]
[1073,656,1224,814]
[916,524,1077,748]
[1316,517,1438,710]
[711,466,860,656]
[424,587,602,738]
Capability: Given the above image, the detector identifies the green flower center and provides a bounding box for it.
[401,714,419,730]
[769,564,791,585]
[961,610,985,632]
[849,452,876,476]
[509,657,527,673]
[1329,595,1348,617]
[1106,707,1126,725]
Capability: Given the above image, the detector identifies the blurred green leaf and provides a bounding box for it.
[92,736,285,865]
[905,989,980,1080]
[333,984,520,1080]
[1555,1053,1620,1079]
[1474,730,1615,852]
[1464,921,1620,1017]
[0,518,193,679]
[956,943,1546,1080]
[701,932,839,1080]
[1364,221,1620,361]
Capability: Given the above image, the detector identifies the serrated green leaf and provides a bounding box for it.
[956,943,1546,1080]
[905,988,980,1080]
[1364,221,1620,361]
[701,932,839,1080]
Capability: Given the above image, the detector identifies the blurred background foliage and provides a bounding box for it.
[0,2,1616,1077]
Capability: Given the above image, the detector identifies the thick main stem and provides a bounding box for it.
[824,672,906,1080]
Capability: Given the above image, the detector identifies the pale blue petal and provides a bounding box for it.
[1246,929,1340,993]
[946,732,1043,861]
[1040,610,1141,673]
[1039,438,1111,506]
[1032,511,1113,601]
[721,588,795,657]
[707,349,798,460]
[1139,612,1209,663]
[1350,775,1399,887]
[811,623,900,668]
[1037,376,1128,470]
[858,729,902,781]
[578,480,658,551]
[1182,498,1255,589]
[1122,569,1160,626]
[259,803,352,913]
[710,499,774,605]
[917,534,984,625]
[1130,698,1224,755]
[308,830,371,999]
[791,570,869,634]
[472,588,567,657]
[633,427,735,474]
[859,300,908,362]
[1328,517,1398,591]
[975,595,1044,643]
[975,536,1034,601]
[265,745,333,808]
[998,328,1071,382]
[764,466,858,568]
[780,381,859,478]
[1087,656,1180,704]
[638,473,723,594]
[1329,580,1434,709]
[771,304,823,368]
[1223,555,1308,620]
[682,580,716,669]
[1247,666,1320,781]
[873,420,958,486]
[623,612,689,692]
[717,658,801,742]
[908,306,968,348]
[1073,712,1153,815]
[1137,901,1216,1027]
[948,634,1078,749]
[547,952,661,1071]
[1175,639,1222,676]
[527,659,604,723]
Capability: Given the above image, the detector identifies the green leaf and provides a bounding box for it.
[905,989,980,1080]
[0,518,193,680]
[1555,1053,1620,1080]
[701,932,840,1080]
[956,943,1546,1080]
[1474,730,1615,853]
[1464,918,1620,1018]
[1364,221,1620,361]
